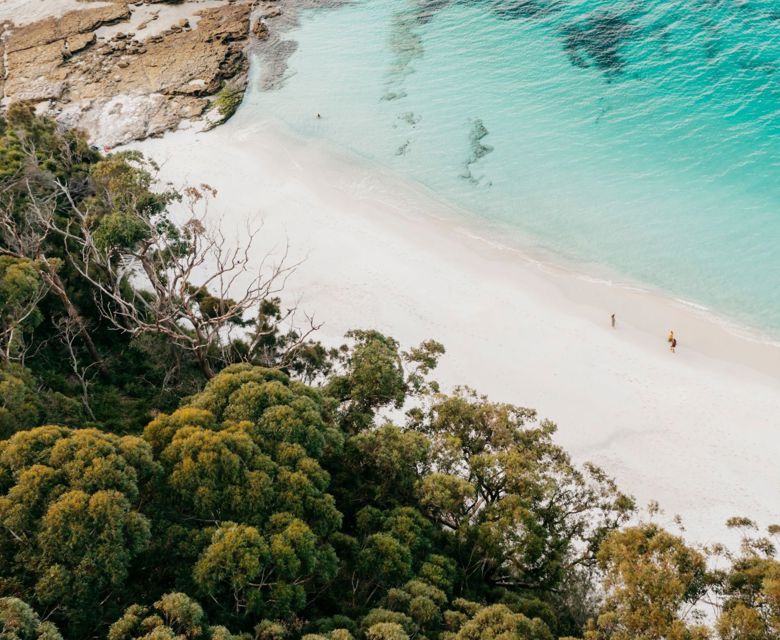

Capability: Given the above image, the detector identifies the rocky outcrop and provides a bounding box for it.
[3,3,131,102]
[0,0,267,146]
[5,3,131,50]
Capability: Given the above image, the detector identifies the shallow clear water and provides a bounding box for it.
[246,0,780,334]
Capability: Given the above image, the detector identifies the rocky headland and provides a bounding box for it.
[0,0,283,146]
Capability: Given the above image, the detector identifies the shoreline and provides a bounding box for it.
[228,109,780,380]
[132,111,780,544]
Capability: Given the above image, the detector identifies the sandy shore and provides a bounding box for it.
[133,111,780,545]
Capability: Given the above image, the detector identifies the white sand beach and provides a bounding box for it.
[133,112,780,545]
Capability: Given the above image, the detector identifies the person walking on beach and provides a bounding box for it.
[611,313,616,328]
[670,337,677,353]
[667,329,674,344]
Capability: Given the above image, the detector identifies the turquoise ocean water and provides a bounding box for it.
[246,0,780,335]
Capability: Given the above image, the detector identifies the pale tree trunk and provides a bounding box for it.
[43,268,104,370]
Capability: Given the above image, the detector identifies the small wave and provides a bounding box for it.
[674,298,711,313]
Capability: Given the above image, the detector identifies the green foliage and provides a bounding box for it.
[365,622,409,640]
[711,520,780,640]
[85,150,177,254]
[108,592,246,640]
[453,604,552,640]
[717,557,780,640]
[142,366,342,626]
[357,533,413,587]
[0,108,327,433]
[584,524,710,640]
[193,517,335,620]
[0,426,159,634]
[412,388,634,596]
[253,619,288,640]
[152,366,342,531]
[0,597,63,640]
[0,105,203,432]
[361,610,416,637]
[92,212,150,251]
[339,424,430,511]
[0,103,95,186]
[0,366,44,439]
[214,86,244,121]
[326,330,443,432]
[0,256,46,361]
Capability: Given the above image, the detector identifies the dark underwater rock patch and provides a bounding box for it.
[489,0,565,21]
[383,9,426,101]
[414,0,455,25]
[395,139,412,155]
[399,111,422,126]
[561,10,639,73]
[461,118,494,184]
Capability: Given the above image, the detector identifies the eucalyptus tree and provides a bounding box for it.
[411,388,634,595]
[0,596,63,640]
[585,524,711,640]
[0,426,159,635]
[109,592,245,640]
[143,365,343,626]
